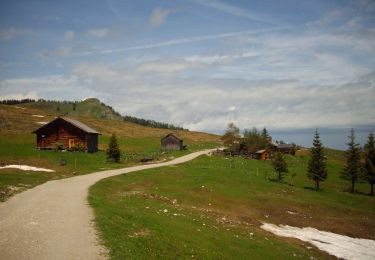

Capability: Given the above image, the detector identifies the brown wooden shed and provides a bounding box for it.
[161,133,183,150]
[255,149,270,160]
[32,117,100,153]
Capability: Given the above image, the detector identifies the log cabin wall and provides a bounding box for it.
[36,119,86,150]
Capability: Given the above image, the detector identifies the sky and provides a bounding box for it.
[0,0,374,149]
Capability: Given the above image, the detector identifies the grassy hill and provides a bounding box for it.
[0,101,220,201]
[89,151,375,259]
[18,98,124,121]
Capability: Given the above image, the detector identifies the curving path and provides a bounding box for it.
[0,149,216,260]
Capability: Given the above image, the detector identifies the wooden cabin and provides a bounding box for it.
[255,149,270,160]
[33,117,100,153]
[277,143,294,154]
[161,133,184,150]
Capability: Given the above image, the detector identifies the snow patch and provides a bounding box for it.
[36,121,48,125]
[32,115,45,117]
[0,165,54,172]
[261,223,375,260]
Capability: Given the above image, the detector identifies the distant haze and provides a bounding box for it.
[270,127,373,151]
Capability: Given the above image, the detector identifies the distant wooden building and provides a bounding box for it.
[161,133,184,150]
[277,144,294,154]
[255,149,270,160]
[33,117,100,153]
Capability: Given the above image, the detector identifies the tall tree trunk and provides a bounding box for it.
[371,183,374,196]
[351,180,355,193]
[316,180,320,190]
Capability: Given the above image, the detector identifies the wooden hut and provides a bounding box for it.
[161,133,183,150]
[33,117,100,153]
[255,150,270,160]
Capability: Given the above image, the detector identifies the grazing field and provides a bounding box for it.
[0,133,218,201]
[89,153,375,259]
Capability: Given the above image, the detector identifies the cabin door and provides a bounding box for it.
[68,139,75,149]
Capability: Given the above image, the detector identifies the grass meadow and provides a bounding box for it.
[0,133,218,201]
[89,153,375,259]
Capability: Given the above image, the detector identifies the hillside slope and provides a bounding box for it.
[0,102,219,142]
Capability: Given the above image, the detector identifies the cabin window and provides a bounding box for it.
[68,139,75,149]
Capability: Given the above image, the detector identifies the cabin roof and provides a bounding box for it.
[255,149,267,154]
[33,117,100,134]
[278,143,294,149]
[161,133,182,141]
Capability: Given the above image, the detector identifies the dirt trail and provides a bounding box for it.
[0,149,215,260]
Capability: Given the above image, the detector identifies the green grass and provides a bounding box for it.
[0,133,218,201]
[89,153,375,259]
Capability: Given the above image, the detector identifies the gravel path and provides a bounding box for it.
[0,149,215,260]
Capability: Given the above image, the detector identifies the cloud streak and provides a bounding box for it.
[190,0,281,25]
[73,26,290,56]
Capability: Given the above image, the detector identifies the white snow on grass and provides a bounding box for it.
[0,165,54,172]
[32,115,45,117]
[261,223,375,260]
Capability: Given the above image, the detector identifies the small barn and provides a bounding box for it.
[161,133,183,150]
[255,149,270,160]
[33,117,100,153]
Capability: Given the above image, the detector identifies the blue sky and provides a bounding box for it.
[0,0,374,148]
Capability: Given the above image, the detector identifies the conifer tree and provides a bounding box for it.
[341,129,361,193]
[364,133,375,195]
[307,130,327,190]
[271,152,288,182]
[262,127,269,141]
[106,134,121,163]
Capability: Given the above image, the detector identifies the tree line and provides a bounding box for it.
[221,123,297,155]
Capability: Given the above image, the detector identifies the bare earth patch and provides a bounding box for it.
[261,223,375,260]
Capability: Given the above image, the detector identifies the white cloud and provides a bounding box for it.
[149,7,173,28]
[87,28,109,38]
[0,27,30,41]
[64,31,75,41]
[2,62,373,133]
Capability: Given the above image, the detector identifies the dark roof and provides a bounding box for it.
[33,117,100,134]
[161,133,182,141]
[278,143,294,149]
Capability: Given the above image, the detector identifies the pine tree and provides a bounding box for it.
[341,129,361,193]
[307,130,327,190]
[271,152,288,182]
[106,134,121,163]
[363,133,375,195]
[261,127,269,141]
